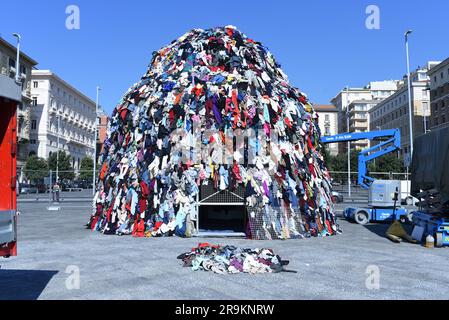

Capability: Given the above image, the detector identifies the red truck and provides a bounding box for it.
[0,75,20,258]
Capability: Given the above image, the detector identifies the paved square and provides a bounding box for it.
[1,199,448,300]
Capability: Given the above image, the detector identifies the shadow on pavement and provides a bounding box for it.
[0,269,58,300]
[363,222,414,240]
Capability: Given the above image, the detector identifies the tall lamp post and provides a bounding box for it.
[405,30,414,164]
[12,33,21,84]
[92,86,101,196]
[405,30,414,193]
[346,86,351,197]
[56,111,61,181]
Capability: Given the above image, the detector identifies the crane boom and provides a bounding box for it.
[321,129,401,188]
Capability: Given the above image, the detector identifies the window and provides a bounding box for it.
[325,126,331,135]
[30,139,36,145]
[9,58,15,68]
[21,65,27,75]
[32,97,37,106]
[33,81,38,88]
[31,120,37,130]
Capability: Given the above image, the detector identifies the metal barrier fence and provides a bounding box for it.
[329,171,410,185]
[17,169,94,194]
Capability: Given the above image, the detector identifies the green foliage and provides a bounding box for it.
[24,155,48,183]
[48,151,75,180]
[371,154,404,173]
[323,150,404,184]
[79,157,94,181]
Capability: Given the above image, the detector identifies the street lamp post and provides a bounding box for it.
[56,111,61,181]
[12,33,21,84]
[405,30,414,163]
[346,86,351,197]
[92,86,101,196]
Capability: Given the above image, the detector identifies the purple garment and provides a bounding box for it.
[137,149,144,162]
[229,258,243,272]
[212,95,222,124]
[258,258,272,266]
[263,181,270,197]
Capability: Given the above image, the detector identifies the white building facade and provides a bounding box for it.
[314,105,339,156]
[347,100,379,150]
[29,70,96,171]
[428,57,449,129]
[331,80,401,152]
[369,62,439,161]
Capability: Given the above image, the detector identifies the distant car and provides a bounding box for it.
[36,183,48,193]
[331,191,344,203]
[19,183,38,194]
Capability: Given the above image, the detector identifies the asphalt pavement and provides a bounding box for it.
[1,200,448,300]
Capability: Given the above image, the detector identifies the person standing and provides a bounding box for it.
[53,181,61,202]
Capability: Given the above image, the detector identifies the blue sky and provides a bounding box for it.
[1,0,448,113]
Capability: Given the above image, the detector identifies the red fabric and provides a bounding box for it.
[120,108,128,121]
[232,89,239,128]
[325,220,334,235]
[132,219,145,237]
[106,202,114,222]
[153,221,163,232]
[308,163,316,178]
[233,162,242,181]
[90,216,99,230]
[99,163,108,181]
[209,66,225,72]
[139,181,149,214]
[192,243,220,251]
[139,198,147,214]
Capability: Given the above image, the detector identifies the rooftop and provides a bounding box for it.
[314,104,338,112]
[427,57,449,76]
[0,37,38,66]
[32,70,96,107]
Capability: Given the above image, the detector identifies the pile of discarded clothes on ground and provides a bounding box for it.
[177,243,296,274]
[87,25,340,240]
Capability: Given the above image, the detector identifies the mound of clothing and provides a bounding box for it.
[177,243,296,274]
[88,25,340,240]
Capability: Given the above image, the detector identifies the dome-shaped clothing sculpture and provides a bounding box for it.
[88,26,339,240]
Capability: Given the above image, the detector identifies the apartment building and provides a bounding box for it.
[96,108,110,159]
[0,37,38,181]
[347,100,379,149]
[428,57,449,129]
[30,70,96,171]
[314,104,339,155]
[369,62,439,163]
[331,80,400,152]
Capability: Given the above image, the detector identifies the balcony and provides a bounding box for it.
[351,116,368,122]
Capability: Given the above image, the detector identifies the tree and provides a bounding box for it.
[324,150,405,184]
[24,155,48,183]
[48,151,75,180]
[371,154,404,173]
[79,157,94,181]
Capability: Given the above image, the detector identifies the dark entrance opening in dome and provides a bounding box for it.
[198,205,247,236]
[197,184,246,237]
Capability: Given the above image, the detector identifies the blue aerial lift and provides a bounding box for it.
[321,129,409,225]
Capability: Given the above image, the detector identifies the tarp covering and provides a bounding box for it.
[411,125,449,204]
